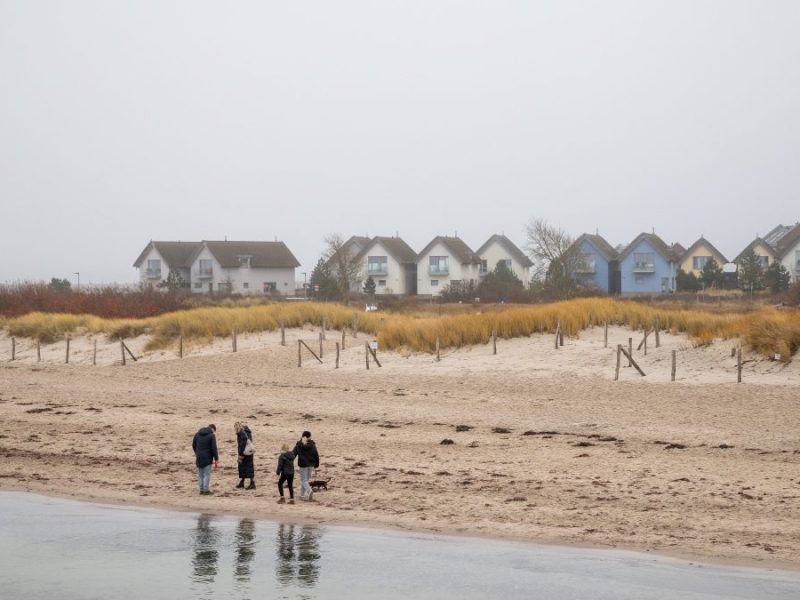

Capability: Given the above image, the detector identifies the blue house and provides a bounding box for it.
[569,233,619,294]
[618,232,678,295]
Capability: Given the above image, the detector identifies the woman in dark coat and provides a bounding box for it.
[235,422,255,490]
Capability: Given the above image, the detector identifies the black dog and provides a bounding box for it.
[309,479,329,491]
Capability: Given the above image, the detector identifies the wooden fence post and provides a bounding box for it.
[341,329,346,350]
[365,342,369,370]
[619,345,646,376]
[643,330,648,356]
[36,340,41,362]
[65,335,70,364]
[319,331,323,359]
[655,319,660,348]
[614,345,621,381]
[335,342,340,369]
[11,337,15,361]
[627,337,632,367]
[604,322,608,348]
[179,335,184,358]
[671,350,676,382]
[435,337,440,362]
[492,330,497,355]
[297,340,302,368]
[737,347,742,383]
[352,314,358,338]
[280,321,286,346]
[120,339,126,366]
[232,328,237,352]
[555,321,561,350]
[93,339,97,366]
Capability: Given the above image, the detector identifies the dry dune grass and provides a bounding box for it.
[4,298,799,360]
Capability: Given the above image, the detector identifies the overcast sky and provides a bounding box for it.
[1,1,798,284]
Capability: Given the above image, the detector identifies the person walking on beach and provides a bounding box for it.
[235,421,256,490]
[293,431,319,501]
[276,443,295,504]
[192,424,219,495]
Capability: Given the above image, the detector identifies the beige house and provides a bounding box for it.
[416,236,481,296]
[679,236,728,277]
[733,237,778,270]
[776,224,800,282]
[474,234,533,284]
[133,240,300,295]
[355,236,418,295]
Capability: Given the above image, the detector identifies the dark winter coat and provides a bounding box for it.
[276,451,295,476]
[292,439,319,469]
[237,427,255,480]
[192,427,219,468]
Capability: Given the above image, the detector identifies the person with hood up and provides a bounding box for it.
[235,421,255,490]
[292,430,319,501]
[275,443,295,504]
[192,424,219,495]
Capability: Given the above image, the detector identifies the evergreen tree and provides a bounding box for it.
[48,277,72,293]
[676,268,700,292]
[159,269,186,291]
[764,262,791,293]
[478,260,526,302]
[363,276,376,296]
[700,257,724,289]
[309,258,339,300]
[737,249,765,291]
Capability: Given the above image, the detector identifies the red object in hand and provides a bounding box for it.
[213,461,219,471]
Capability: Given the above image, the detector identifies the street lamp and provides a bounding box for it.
[74,272,80,291]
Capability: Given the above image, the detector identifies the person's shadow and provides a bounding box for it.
[191,514,220,585]
[275,524,321,589]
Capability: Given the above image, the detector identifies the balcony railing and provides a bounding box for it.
[197,268,213,278]
[429,267,449,276]
[145,268,162,279]
[632,261,655,273]
[367,266,388,276]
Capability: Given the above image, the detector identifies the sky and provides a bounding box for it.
[1,1,799,284]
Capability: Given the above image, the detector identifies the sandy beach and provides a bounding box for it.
[1,325,798,569]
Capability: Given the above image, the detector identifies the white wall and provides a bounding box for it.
[188,246,295,295]
[138,247,164,285]
[479,241,530,284]
[417,241,479,295]
[359,240,408,295]
[780,241,800,282]
[189,246,221,294]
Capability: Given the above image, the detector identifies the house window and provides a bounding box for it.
[194,282,202,289]
[577,253,596,273]
[756,256,769,268]
[367,256,388,275]
[500,259,512,270]
[633,253,655,271]
[661,277,670,292]
[430,279,439,287]
[264,282,277,293]
[378,280,386,287]
[198,259,213,277]
[146,259,161,278]
[634,275,645,284]
[480,259,488,275]
[243,282,249,289]
[429,256,449,275]
[692,256,709,270]
[238,256,251,268]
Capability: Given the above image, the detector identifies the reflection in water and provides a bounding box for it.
[191,514,220,585]
[276,524,321,589]
[234,519,256,582]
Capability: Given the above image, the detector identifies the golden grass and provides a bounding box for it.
[4,299,799,360]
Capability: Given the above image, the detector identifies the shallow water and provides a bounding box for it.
[0,492,798,599]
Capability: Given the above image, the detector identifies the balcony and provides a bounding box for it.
[632,261,655,273]
[429,267,449,276]
[197,268,214,278]
[145,268,162,279]
[367,267,388,276]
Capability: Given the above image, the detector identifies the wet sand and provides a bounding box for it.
[1,326,798,569]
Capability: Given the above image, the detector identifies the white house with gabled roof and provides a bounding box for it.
[416,236,481,296]
[474,234,533,285]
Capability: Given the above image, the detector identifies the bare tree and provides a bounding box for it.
[323,233,363,300]
[524,218,581,298]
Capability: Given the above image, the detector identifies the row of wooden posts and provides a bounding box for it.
[6,317,747,382]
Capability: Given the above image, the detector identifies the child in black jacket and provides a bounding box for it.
[276,443,295,504]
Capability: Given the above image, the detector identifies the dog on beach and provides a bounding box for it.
[309,479,329,491]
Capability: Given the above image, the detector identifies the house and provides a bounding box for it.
[324,235,372,293]
[133,241,201,287]
[732,237,778,270]
[354,236,418,295]
[474,234,533,284]
[679,236,729,278]
[618,232,678,295]
[416,236,481,296]
[133,240,300,295]
[775,224,800,282]
[568,233,619,294]
[763,224,795,249]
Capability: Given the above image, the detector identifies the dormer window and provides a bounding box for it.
[238,256,252,268]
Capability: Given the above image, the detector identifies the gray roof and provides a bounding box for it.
[763,224,795,248]
[571,233,618,262]
[417,236,481,265]
[680,236,728,265]
[355,236,418,264]
[474,234,534,268]
[133,241,202,268]
[197,241,300,268]
[618,232,678,262]
[775,224,800,259]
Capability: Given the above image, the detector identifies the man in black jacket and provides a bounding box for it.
[192,424,219,495]
[293,431,319,500]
